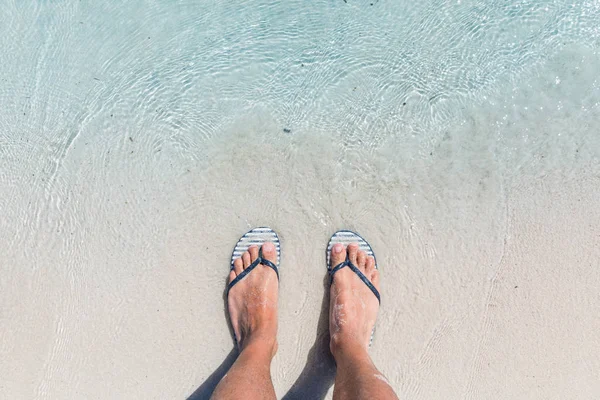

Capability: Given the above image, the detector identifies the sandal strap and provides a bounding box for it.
[329,256,380,303]
[227,249,279,295]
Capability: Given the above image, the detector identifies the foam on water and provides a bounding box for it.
[1,0,599,399]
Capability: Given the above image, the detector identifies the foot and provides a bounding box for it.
[329,243,380,356]
[228,242,279,356]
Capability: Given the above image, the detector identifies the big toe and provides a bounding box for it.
[261,242,277,264]
[330,243,346,267]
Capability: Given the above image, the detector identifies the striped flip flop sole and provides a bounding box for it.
[326,230,377,270]
[230,227,281,269]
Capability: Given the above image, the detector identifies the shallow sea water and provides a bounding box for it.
[1,1,600,399]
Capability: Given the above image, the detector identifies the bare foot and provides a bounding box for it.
[228,242,279,356]
[329,243,380,356]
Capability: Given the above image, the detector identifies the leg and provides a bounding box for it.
[329,243,399,400]
[332,345,398,400]
[210,342,276,400]
[211,243,279,400]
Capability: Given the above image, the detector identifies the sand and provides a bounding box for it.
[2,127,599,399]
[1,1,600,399]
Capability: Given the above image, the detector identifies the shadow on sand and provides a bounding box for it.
[282,278,336,400]
[187,348,237,400]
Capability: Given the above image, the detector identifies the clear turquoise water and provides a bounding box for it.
[1,1,599,399]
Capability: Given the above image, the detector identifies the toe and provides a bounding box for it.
[365,256,375,274]
[233,258,244,275]
[330,243,346,267]
[242,251,251,268]
[248,245,259,262]
[347,243,359,266]
[228,270,237,284]
[261,242,277,264]
[366,257,380,288]
[357,250,367,271]
[370,268,380,289]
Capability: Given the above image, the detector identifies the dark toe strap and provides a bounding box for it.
[227,248,279,296]
[329,256,380,303]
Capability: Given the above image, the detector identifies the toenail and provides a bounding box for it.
[333,243,343,253]
[262,242,275,252]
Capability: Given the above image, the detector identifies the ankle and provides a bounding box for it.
[330,333,369,362]
[239,332,278,359]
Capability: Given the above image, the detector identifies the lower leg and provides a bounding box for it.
[331,342,398,400]
[210,338,277,400]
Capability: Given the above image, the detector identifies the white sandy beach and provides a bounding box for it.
[1,1,600,399]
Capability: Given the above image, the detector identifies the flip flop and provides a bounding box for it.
[228,227,281,297]
[327,230,380,345]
